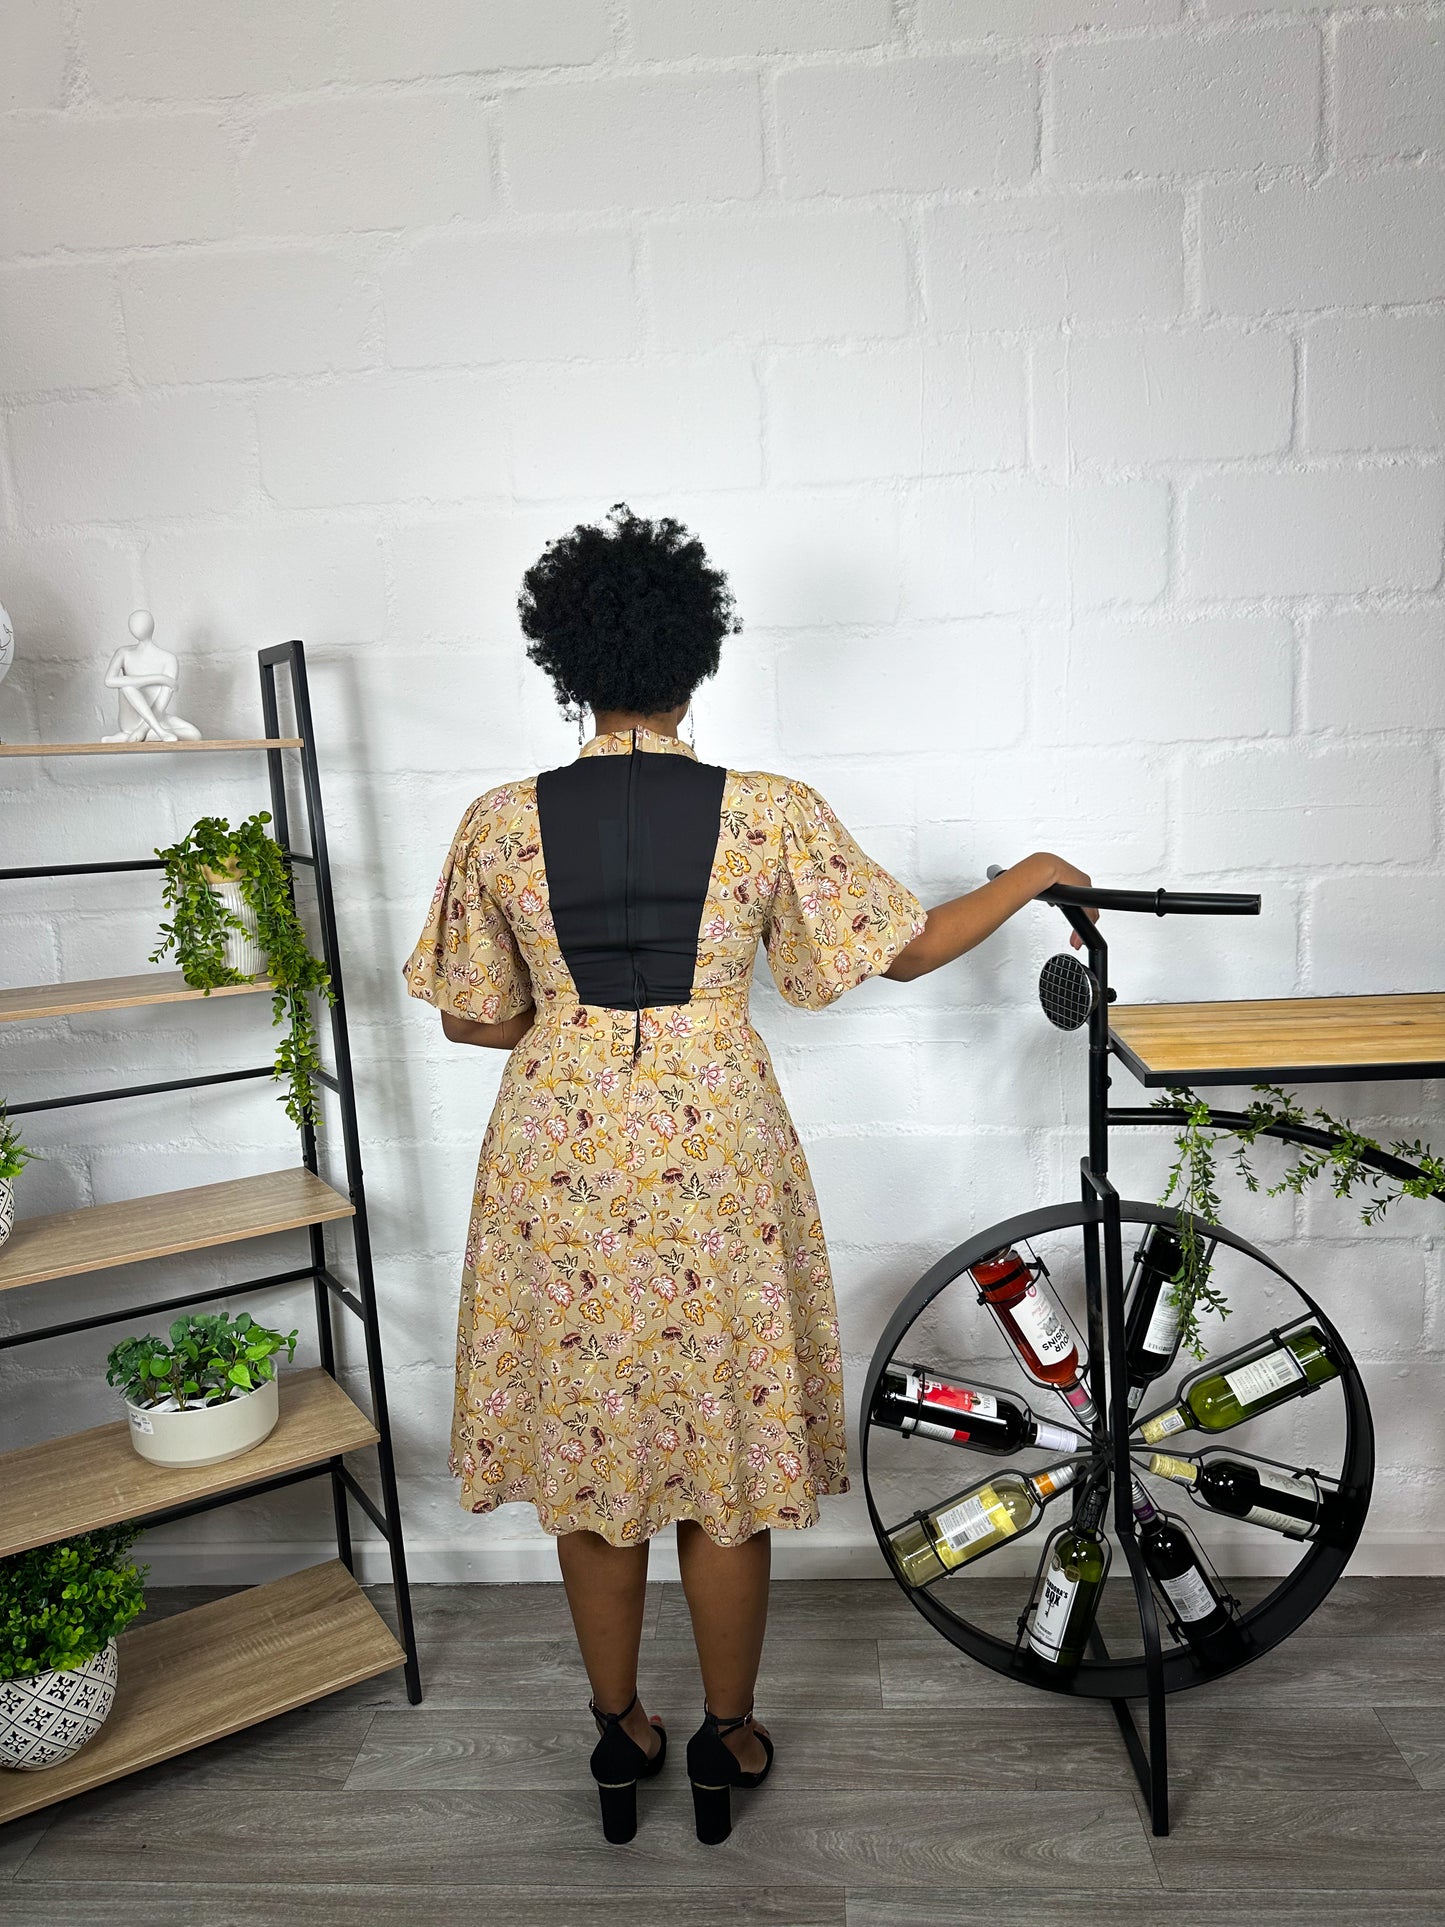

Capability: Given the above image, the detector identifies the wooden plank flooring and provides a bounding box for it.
[3,1576,1445,1925]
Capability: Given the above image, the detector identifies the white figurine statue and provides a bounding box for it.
[101,610,202,743]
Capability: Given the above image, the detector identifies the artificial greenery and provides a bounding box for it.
[105,1309,298,1412]
[0,1523,148,1679]
[0,1099,40,1184]
[1154,1081,1445,1358]
[148,812,335,1129]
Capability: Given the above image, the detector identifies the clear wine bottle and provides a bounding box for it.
[871,1363,1087,1458]
[1137,1323,1339,1445]
[1024,1479,1112,1671]
[970,1247,1099,1432]
[888,1461,1081,1588]
[1123,1221,1214,1414]
[1129,1476,1247,1667]
[1147,1449,1345,1544]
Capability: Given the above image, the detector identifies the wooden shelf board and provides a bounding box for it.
[0,970,273,1024]
[0,1559,405,1824]
[0,1167,354,1294]
[1110,991,1445,1088]
[0,1368,377,1560]
[0,738,302,757]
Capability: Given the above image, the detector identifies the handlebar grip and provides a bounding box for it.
[985,864,1261,917]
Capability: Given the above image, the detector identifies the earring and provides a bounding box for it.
[685,704,696,747]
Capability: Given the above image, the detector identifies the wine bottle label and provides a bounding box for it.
[1142,1289,1183,1356]
[1159,1563,1217,1623]
[1140,1408,1188,1443]
[1010,1285,1075,1366]
[920,1377,1000,1422]
[1026,1567,1080,1662]
[1033,1421,1085,1454]
[1244,1467,1320,1538]
[1245,1504,1316,1539]
[908,1418,977,1446]
[1223,1346,1306,1409]
[1127,1381,1145,1412]
[935,1489,1013,1553]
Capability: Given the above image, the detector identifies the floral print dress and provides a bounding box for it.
[402,725,928,1546]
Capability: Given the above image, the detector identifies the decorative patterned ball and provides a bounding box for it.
[0,1638,119,1771]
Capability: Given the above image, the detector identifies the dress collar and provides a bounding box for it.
[578,725,698,762]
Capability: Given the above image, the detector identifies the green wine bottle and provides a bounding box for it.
[1138,1325,1338,1444]
[888,1461,1080,1588]
[1024,1480,1112,1670]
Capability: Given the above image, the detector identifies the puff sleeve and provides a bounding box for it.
[401,799,533,1023]
[763,780,928,1010]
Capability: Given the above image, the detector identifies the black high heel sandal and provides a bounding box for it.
[685,1701,775,1845]
[588,1691,667,1845]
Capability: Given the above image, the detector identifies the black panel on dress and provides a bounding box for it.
[536,746,727,1009]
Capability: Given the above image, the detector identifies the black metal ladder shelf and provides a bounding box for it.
[0,639,421,1827]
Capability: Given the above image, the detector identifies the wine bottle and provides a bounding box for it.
[871,1363,1087,1458]
[970,1248,1099,1431]
[1129,1477,1247,1667]
[888,1461,1081,1588]
[1025,1480,1112,1671]
[1147,1450,1344,1543]
[1137,1325,1338,1445]
[1123,1222,1213,1414]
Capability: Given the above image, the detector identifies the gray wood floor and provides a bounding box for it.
[4,1574,1445,1925]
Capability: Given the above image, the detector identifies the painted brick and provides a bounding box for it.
[334,0,613,80]
[918,0,1179,31]
[776,622,1028,757]
[2,0,67,109]
[1037,615,1294,745]
[510,355,761,497]
[924,191,1186,330]
[389,509,589,642]
[0,263,125,395]
[0,535,140,658]
[501,75,762,213]
[1202,174,1445,314]
[9,393,252,524]
[1303,611,1445,736]
[1308,877,1445,998]
[0,113,236,254]
[1066,328,1294,466]
[1049,28,1318,181]
[777,56,1036,196]
[1302,314,1445,455]
[140,523,388,650]
[239,97,492,238]
[79,0,334,99]
[664,490,901,628]
[1178,743,1434,872]
[1336,19,1445,162]
[632,0,895,57]
[1183,468,1445,599]
[256,374,507,507]
[651,209,910,346]
[383,231,638,368]
[122,248,375,383]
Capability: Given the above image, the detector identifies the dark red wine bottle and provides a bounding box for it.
[1129,1477,1246,1668]
[872,1363,1087,1457]
[1122,1221,1213,1414]
[1148,1449,1347,1544]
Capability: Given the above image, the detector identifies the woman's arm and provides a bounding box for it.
[440,1005,537,1050]
[883,851,1098,982]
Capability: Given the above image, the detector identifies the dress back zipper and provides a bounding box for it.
[625,726,643,1060]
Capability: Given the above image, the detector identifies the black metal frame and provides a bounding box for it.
[1,640,421,1705]
[857,877,1433,1836]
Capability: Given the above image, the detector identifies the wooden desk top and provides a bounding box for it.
[1108,992,1445,1088]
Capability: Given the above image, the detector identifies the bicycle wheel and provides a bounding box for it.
[859,1199,1373,1701]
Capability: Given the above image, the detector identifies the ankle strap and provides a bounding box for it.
[589,1691,639,1727]
[703,1701,754,1736]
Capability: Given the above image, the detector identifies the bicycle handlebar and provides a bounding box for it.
[985,864,1261,918]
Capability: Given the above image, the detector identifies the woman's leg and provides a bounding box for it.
[675,1520,772,1772]
[555,1528,661,1757]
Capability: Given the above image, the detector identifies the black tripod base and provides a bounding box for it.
[1089,1625,1170,1834]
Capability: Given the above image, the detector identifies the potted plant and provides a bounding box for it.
[0,1100,40,1252]
[148,811,335,1129]
[0,1523,148,1771]
[105,1310,298,1469]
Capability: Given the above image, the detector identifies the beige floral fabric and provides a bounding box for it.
[402,726,929,1546]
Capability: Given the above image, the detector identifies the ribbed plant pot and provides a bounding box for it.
[0,1639,119,1771]
[125,1372,280,1468]
[201,858,265,979]
[0,1177,13,1250]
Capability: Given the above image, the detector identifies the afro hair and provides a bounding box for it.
[518,502,739,717]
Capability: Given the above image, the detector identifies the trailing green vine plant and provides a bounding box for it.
[1154,1081,1445,1358]
[148,812,335,1130]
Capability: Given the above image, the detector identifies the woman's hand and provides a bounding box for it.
[1038,853,1100,950]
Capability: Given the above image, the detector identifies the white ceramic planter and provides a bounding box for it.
[125,1372,280,1468]
[0,1638,119,1771]
[0,1176,13,1251]
[201,861,265,979]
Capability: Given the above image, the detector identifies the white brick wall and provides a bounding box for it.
[1,1,1442,1584]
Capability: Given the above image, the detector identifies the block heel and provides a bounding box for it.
[586,1692,667,1845]
[596,1777,639,1844]
[690,1777,733,1845]
[684,1702,774,1846]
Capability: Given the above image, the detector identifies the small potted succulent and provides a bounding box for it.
[105,1310,298,1469]
[0,1100,40,1252]
[0,1523,148,1771]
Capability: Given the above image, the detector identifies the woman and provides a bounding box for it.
[402,503,1095,1846]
